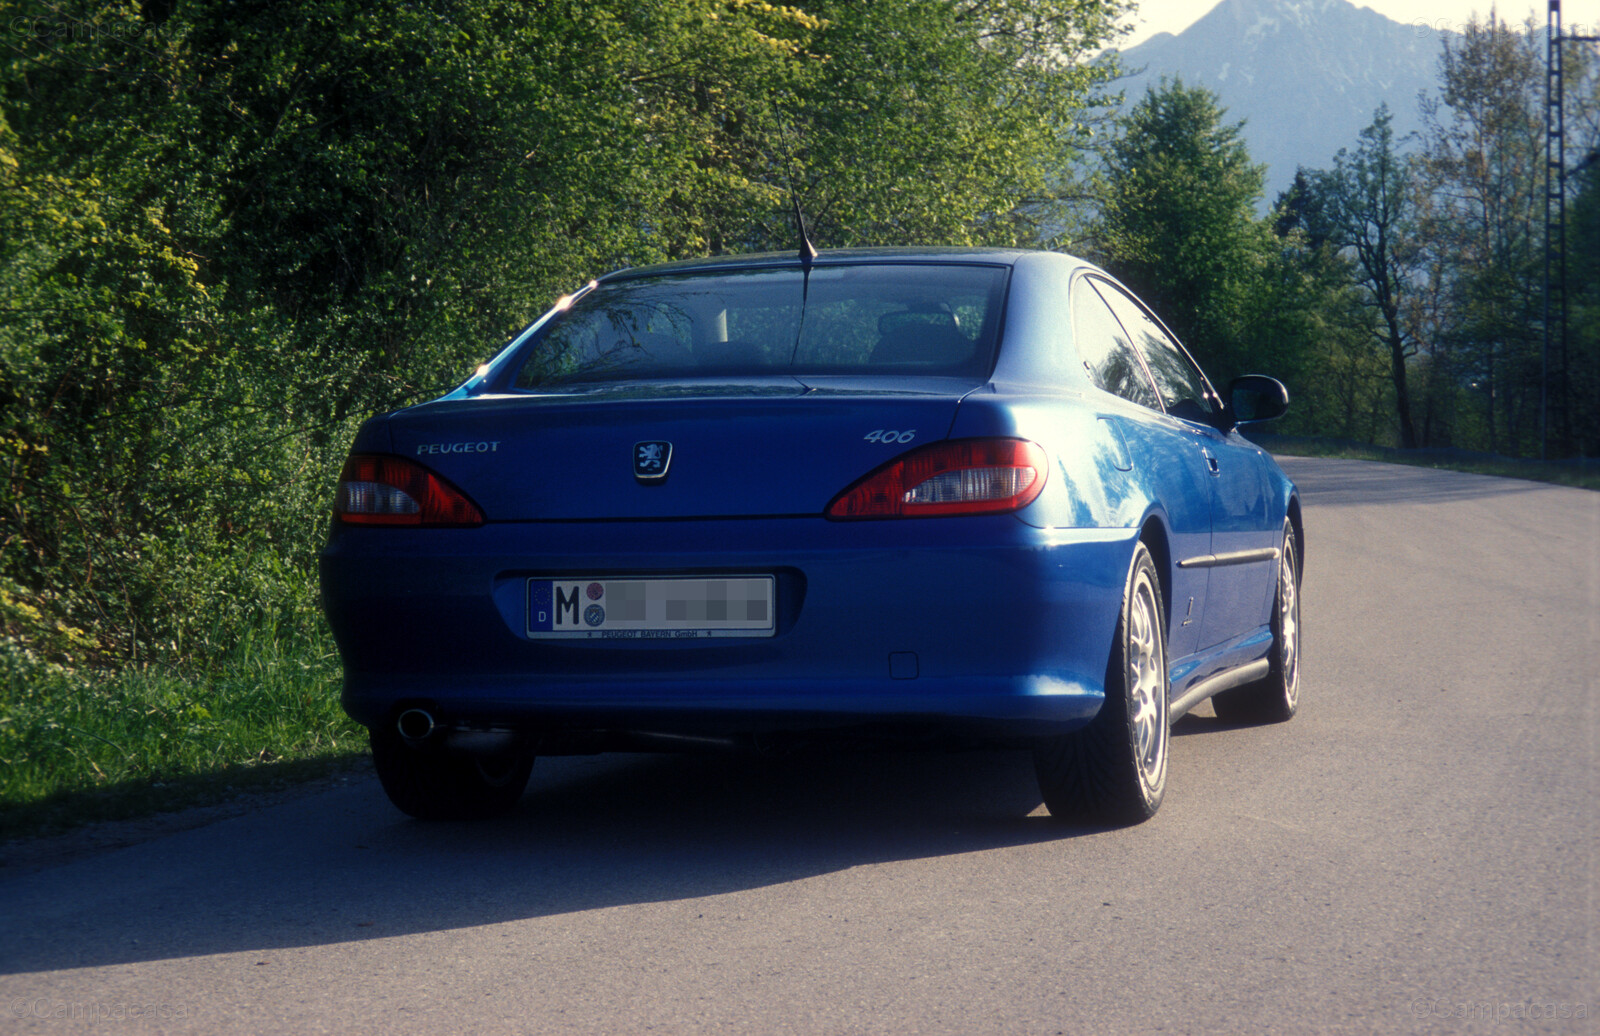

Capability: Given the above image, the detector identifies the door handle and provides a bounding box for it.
[1201,446,1220,475]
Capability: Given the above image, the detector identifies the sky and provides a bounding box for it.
[1114,0,1600,49]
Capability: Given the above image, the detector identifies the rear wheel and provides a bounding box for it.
[1211,520,1301,724]
[369,727,534,821]
[1034,541,1169,825]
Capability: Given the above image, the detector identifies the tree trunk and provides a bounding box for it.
[1383,307,1417,448]
[1390,337,1417,448]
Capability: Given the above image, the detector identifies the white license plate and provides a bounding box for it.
[527,577,776,639]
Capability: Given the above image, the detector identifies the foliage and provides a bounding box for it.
[1228,15,1600,458]
[1306,106,1425,447]
[1266,175,1392,442]
[1570,161,1600,457]
[0,0,1129,678]
[1553,46,1600,459]
[1416,15,1548,456]
[1089,78,1345,414]
[789,0,1127,248]
[1083,21,1600,460]
[1093,79,1272,377]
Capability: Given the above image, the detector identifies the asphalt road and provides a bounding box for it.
[1,457,1596,1035]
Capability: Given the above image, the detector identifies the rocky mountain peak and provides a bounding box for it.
[1113,0,1442,201]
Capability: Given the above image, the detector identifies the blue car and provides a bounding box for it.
[320,248,1302,825]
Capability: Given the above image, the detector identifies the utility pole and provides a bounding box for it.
[1543,0,1600,460]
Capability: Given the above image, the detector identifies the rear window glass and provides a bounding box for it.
[511,264,1008,388]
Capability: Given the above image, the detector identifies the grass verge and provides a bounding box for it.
[0,636,367,842]
[1262,437,1600,491]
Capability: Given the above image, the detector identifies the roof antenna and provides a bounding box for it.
[778,119,819,270]
[779,127,819,366]
[786,187,818,367]
[792,192,818,270]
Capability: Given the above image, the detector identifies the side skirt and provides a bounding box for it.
[1169,659,1270,721]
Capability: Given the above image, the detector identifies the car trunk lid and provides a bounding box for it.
[376,378,977,521]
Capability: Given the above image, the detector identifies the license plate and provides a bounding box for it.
[527,577,776,639]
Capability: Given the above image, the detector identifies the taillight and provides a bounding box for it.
[334,454,485,527]
[826,438,1048,519]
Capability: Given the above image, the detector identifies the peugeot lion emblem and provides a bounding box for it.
[634,440,672,482]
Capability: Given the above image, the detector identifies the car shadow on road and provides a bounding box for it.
[0,746,1141,974]
[1169,712,1218,737]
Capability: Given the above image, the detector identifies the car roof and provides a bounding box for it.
[597,246,1092,283]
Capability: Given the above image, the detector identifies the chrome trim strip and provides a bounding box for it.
[1177,547,1281,569]
[1169,659,1270,719]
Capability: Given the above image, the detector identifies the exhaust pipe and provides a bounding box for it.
[396,708,436,742]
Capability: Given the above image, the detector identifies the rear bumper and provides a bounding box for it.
[320,515,1138,745]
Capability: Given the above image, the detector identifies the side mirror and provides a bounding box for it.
[1228,375,1290,428]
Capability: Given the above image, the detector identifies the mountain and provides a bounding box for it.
[1110,0,1443,201]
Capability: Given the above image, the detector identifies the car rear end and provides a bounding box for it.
[320,254,1135,760]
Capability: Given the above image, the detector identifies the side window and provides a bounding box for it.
[1092,281,1217,420]
[1071,279,1160,410]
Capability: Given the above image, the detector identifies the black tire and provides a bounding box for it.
[1211,520,1301,724]
[369,727,534,821]
[1034,541,1169,825]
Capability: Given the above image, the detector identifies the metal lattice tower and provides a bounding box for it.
[1544,0,1600,459]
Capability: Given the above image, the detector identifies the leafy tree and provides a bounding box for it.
[1093,76,1336,410]
[787,0,1127,248]
[1267,170,1390,441]
[1552,44,1600,458]
[1569,153,1600,457]
[1273,169,1332,249]
[1308,106,1424,447]
[1093,79,1276,379]
[1418,15,1548,455]
[0,0,1130,670]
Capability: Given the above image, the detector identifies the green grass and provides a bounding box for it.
[1264,437,1600,491]
[0,635,367,841]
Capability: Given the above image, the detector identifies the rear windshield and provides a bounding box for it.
[511,263,1008,388]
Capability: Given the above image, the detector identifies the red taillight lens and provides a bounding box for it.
[334,454,485,527]
[826,438,1049,519]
